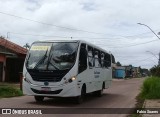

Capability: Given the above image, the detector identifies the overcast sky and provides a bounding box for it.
[0,0,160,69]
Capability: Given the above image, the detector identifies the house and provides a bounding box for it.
[114,66,126,79]
[131,67,142,78]
[0,37,27,82]
[124,65,133,78]
[141,68,150,76]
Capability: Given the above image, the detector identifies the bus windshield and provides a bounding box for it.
[26,42,79,70]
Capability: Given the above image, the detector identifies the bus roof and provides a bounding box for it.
[32,39,115,63]
[34,40,107,51]
[33,39,113,54]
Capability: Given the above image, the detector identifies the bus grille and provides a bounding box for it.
[31,88,62,94]
[28,70,67,82]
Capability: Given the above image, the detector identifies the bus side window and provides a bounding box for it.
[101,52,105,68]
[104,53,111,68]
[98,50,101,67]
[87,46,94,68]
[79,44,87,73]
[94,49,101,68]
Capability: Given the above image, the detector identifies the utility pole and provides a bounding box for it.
[146,51,160,66]
[159,52,160,66]
[137,23,160,40]
[138,23,160,66]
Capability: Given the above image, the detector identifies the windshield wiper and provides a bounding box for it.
[26,53,31,68]
[33,49,48,69]
[46,53,60,70]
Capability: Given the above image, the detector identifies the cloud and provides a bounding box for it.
[0,0,160,69]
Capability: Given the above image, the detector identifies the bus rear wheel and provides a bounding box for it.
[96,88,103,97]
[34,96,44,102]
[95,83,104,97]
[76,95,83,104]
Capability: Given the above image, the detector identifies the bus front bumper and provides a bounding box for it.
[22,80,81,97]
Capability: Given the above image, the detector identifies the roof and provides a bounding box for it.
[0,37,27,54]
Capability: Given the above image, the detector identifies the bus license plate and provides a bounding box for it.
[41,87,51,91]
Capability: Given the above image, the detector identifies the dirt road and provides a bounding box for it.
[0,78,144,117]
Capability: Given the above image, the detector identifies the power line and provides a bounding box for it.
[12,31,156,48]
[0,11,114,35]
[133,57,152,64]
[1,11,158,39]
[124,29,160,38]
[9,32,118,39]
[98,39,159,48]
[118,57,152,65]
[10,32,70,38]
[116,55,145,57]
[9,32,137,44]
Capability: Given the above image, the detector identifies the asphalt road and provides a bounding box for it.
[0,78,144,117]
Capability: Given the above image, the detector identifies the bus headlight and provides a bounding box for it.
[71,77,76,81]
[64,76,76,84]
[23,77,32,84]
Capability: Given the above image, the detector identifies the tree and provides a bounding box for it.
[150,65,160,77]
[0,36,5,39]
[23,43,30,49]
[116,61,121,66]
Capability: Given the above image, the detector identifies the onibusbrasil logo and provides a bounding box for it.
[1,109,42,114]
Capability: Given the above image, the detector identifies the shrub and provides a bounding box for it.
[150,65,160,77]
[0,86,23,98]
[140,77,160,99]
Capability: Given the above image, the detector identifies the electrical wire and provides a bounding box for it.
[10,31,159,48]
[97,39,159,48]
[1,11,159,39]
[9,32,70,38]
[0,11,115,35]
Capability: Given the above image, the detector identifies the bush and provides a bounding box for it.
[150,65,160,77]
[0,86,23,98]
[140,77,160,99]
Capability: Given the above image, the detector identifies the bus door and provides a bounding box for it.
[87,45,95,92]
[103,53,112,88]
[77,44,91,91]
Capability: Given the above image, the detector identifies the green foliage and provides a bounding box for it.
[140,77,160,99]
[0,36,5,39]
[116,61,121,66]
[150,65,160,77]
[0,86,23,98]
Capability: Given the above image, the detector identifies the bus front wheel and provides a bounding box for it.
[75,85,86,104]
[34,96,44,102]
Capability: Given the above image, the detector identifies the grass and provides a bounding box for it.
[0,84,23,98]
[0,82,20,88]
[140,76,160,99]
[129,76,160,117]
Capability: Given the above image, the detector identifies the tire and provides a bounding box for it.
[76,95,83,104]
[95,83,104,97]
[96,88,103,97]
[34,96,44,102]
[75,85,86,104]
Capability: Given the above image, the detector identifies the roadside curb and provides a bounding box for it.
[142,100,146,108]
[112,79,125,81]
[142,99,160,117]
